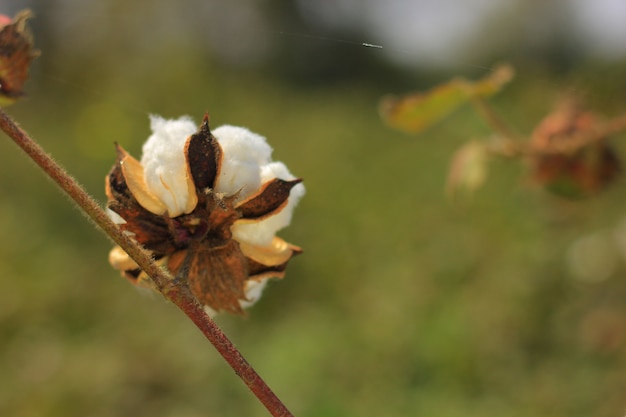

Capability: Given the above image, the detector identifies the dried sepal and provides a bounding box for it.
[181,240,249,315]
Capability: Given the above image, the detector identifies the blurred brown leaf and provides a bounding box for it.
[0,10,38,106]
[379,64,514,135]
[528,101,621,198]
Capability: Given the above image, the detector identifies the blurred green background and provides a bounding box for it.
[2,1,626,416]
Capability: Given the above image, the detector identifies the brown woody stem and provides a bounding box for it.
[0,108,293,417]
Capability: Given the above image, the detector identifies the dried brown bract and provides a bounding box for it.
[0,10,38,105]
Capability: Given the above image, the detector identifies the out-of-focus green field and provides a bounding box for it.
[2,3,626,417]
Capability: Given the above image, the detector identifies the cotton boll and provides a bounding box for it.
[107,114,304,315]
[213,125,273,201]
[141,115,198,217]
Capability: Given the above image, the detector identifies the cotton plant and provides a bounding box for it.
[0,11,304,414]
[1,111,305,415]
[107,115,305,315]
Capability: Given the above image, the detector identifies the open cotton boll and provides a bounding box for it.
[212,125,273,201]
[232,161,305,246]
[141,115,198,217]
[107,113,304,315]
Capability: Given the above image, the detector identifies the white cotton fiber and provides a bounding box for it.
[212,125,273,201]
[138,116,305,247]
[141,115,197,217]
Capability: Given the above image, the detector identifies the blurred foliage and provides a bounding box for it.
[382,65,626,200]
[2,2,626,417]
[379,64,514,135]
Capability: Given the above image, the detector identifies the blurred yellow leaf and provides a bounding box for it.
[379,64,514,134]
[446,140,489,198]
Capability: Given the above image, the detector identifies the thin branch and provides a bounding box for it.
[483,112,626,158]
[526,113,626,155]
[470,96,523,142]
[0,107,293,417]
[165,284,294,417]
[471,96,626,159]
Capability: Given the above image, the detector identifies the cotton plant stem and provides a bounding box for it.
[0,108,171,288]
[0,108,293,417]
[164,284,294,417]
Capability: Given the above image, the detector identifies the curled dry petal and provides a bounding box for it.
[109,245,139,272]
[239,237,302,267]
[117,145,168,215]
